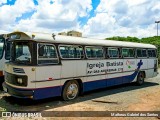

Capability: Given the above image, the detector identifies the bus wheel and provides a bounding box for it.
[136,72,145,85]
[62,80,79,101]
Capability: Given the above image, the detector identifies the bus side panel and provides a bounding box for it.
[61,61,77,78]
[33,86,62,100]
[107,59,123,86]
[107,73,122,86]
[60,60,87,86]
[83,75,106,92]
[84,60,107,91]
[146,58,154,78]
[147,58,158,78]
[35,66,61,82]
[76,60,88,77]
[123,59,137,83]
[34,66,62,99]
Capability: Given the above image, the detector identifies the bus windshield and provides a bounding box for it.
[0,36,4,59]
[14,42,32,64]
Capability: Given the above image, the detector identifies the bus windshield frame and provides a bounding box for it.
[0,35,5,59]
[11,40,35,65]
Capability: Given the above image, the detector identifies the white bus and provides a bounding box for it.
[0,34,11,89]
[3,31,158,100]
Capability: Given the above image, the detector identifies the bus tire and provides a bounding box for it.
[136,72,145,85]
[62,80,79,101]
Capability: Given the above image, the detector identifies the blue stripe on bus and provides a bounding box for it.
[33,86,62,100]
[83,71,138,92]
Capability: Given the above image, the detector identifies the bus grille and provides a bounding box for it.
[13,68,25,73]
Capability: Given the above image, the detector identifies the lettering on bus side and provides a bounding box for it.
[86,61,124,75]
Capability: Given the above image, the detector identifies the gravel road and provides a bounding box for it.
[0,69,160,120]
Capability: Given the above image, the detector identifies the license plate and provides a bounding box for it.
[3,87,8,92]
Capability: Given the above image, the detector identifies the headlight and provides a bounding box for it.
[17,78,23,84]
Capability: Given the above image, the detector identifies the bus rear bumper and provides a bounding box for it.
[2,82,33,99]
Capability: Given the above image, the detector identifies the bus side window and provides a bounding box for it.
[137,49,142,57]
[137,49,147,58]
[59,45,82,59]
[152,49,156,57]
[38,45,44,57]
[148,49,157,58]
[38,43,58,64]
[122,48,135,58]
[108,48,119,58]
[96,48,104,58]
[142,49,147,57]
[85,46,104,59]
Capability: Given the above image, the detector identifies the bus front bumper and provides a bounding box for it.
[2,82,34,99]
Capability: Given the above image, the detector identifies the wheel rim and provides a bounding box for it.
[66,83,78,100]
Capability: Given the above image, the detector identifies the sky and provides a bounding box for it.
[0,0,160,38]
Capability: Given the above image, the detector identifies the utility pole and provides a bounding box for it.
[155,21,160,36]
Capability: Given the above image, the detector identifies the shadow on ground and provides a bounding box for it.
[0,82,159,111]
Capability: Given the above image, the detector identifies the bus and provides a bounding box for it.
[3,31,158,100]
[0,34,11,89]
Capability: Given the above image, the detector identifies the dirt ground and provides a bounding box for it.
[0,69,160,120]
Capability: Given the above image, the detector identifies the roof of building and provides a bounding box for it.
[67,30,82,33]
[7,31,156,49]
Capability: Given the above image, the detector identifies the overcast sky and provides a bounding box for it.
[0,0,160,38]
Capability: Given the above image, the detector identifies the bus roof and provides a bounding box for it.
[8,31,156,49]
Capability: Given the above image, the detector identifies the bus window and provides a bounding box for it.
[15,43,31,62]
[148,49,157,57]
[79,47,84,58]
[0,36,4,59]
[85,46,104,59]
[122,48,135,58]
[59,45,82,59]
[142,49,147,57]
[137,49,147,58]
[108,48,119,58]
[152,50,157,57]
[38,44,58,64]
